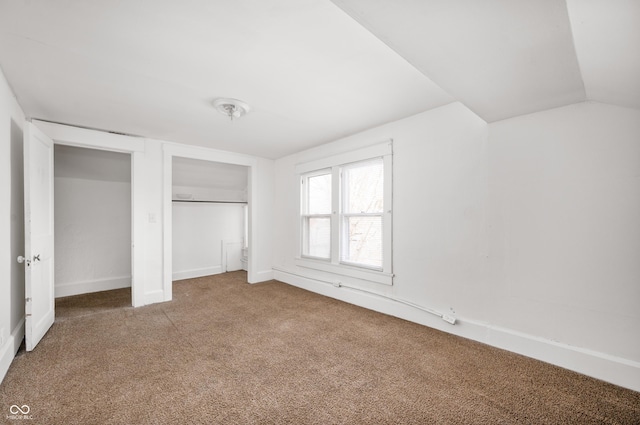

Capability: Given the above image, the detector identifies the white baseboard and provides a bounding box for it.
[172,266,222,281]
[250,269,274,283]
[0,317,25,385]
[55,276,131,298]
[144,289,166,305]
[273,268,640,393]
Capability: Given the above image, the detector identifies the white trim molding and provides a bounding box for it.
[0,318,25,384]
[295,140,392,174]
[273,267,640,393]
[55,276,131,298]
[253,270,274,282]
[295,257,393,285]
[33,120,145,153]
[172,266,222,281]
[144,290,166,305]
[33,120,145,308]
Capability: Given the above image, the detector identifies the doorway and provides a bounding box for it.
[162,144,259,299]
[53,145,132,298]
[171,157,248,281]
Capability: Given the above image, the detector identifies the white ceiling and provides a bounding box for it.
[1,1,638,159]
[331,0,640,122]
[0,0,452,159]
[566,0,640,110]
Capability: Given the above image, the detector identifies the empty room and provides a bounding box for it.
[1,1,639,423]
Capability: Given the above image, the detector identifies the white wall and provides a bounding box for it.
[272,101,640,391]
[487,101,640,363]
[254,157,275,282]
[172,185,246,202]
[0,66,26,383]
[54,147,132,297]
[172,202,244,280]
[273,101,490,320]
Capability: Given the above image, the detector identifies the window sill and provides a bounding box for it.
[295,257,393,285]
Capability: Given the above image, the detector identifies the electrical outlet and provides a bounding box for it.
[442,315,456,325]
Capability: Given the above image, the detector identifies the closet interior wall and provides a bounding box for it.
[54,145,132,297]
[171,157,248,281]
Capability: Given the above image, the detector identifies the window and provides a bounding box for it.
[340,158,384,269]
[297,142,392,284]
[301,170,332,259]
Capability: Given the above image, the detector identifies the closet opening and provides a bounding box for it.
[171,157,249,282]
[53,145,132,302]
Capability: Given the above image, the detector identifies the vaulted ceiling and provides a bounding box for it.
[332,0,640,121]
[0,0,638,159]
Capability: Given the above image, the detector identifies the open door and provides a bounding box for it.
[22,122,55,351]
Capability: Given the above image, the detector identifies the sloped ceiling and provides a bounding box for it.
[0,1,638,159]
[331,0,640,122]
[567,0,640,110]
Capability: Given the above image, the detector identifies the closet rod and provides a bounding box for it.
[172,200,248,204]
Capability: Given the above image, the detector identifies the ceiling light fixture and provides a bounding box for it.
[212,98,251,121]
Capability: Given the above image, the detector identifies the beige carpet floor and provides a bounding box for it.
[1,271,638,424]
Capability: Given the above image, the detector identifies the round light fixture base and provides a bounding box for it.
[213,98,251,120]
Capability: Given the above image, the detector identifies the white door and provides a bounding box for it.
[23,122,55,351]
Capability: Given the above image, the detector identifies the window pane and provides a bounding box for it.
[341,216,382,268]
[343,159,383,214]
[303,217,331,258]
[307,173,331,214]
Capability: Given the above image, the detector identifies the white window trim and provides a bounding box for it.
[295,257,393,285]
[295,141,393,285]
[300,168,333,260]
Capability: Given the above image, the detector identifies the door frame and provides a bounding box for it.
[162,143,258,301]
[33,120,145,307]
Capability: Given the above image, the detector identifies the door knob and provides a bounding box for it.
[17,256,31,266]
